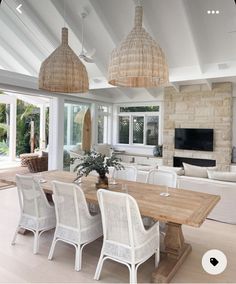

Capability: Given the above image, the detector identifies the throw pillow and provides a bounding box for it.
[183,162,217,178]
[41,151,48,157]
[207,170,236,182]
[158,166,184,176]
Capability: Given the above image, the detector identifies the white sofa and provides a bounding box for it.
[177,175,236,224]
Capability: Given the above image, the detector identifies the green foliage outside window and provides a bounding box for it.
[16,101,40,155]
[120,106,159,112]
[0,99,49,157]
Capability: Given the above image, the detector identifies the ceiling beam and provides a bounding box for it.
[20,0,60,51]
[0,31,37,75]
[0,1,46,60]
[0,70,115,103]
[181,0,204,74]
[0,44,31,74]
[88,0,119,45]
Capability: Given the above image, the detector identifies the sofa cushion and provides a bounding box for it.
[207,170,236,182]
[183,162,217,178]
[158,166,184,176]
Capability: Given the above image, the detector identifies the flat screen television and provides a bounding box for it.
[175,128,214,151]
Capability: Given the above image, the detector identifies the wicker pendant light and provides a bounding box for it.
[108,5,169,88]
[39,27,89,93]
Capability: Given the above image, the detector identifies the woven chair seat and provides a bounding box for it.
[25,156,48,173]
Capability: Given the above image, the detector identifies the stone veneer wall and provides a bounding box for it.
[163,82,233,170]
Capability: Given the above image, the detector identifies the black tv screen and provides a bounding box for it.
[175,128,214,151]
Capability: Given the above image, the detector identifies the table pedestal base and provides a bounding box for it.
[151,222,192,283]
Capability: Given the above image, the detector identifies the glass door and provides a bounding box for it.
[64,102,90,171]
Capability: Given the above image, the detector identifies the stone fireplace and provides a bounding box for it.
[163,82,233,170]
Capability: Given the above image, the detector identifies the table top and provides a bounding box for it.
[4,170,220,228]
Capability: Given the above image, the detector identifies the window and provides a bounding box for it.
[64,102,89,147]
[119,116,129,144]
[97,104,111,144]
[117,105,161,146]
[146,116,159,145]
[133,116,144,144]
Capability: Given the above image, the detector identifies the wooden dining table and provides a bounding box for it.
[4,170,220,283]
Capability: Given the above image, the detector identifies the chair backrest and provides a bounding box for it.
[52,181,91,231]
[97,189,145,248]
[16,174,50,218]
[113,166,137,181]
[146,169,177,187]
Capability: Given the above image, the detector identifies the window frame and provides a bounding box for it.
[96,103,112,145]
[116,103,162,147]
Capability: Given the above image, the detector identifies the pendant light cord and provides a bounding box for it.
[63,0,65,27]
[81,13,85,55]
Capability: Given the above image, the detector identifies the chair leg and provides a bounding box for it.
[94,253,105,280]
[75,245,82,271]
[33,231,39,254]
[11,226,20,245]
[130,264,137,284]
[155,249,160,268]
[48,237,57,260]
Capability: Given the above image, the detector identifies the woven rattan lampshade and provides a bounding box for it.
[39,27,89,93]
[108,6,169,88]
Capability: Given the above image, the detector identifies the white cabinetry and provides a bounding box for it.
[117,154,163,167]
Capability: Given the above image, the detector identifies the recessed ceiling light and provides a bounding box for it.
[211,10,215,14]
[207,10,211,14]
[216,10,220,14]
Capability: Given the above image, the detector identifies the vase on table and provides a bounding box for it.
[96,175,109,189]
[153,145,163,157]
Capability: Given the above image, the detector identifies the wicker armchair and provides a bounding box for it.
[25,156,48,173]
[20,153,39,166]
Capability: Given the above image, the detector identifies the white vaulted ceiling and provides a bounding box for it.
[0,0,236,101]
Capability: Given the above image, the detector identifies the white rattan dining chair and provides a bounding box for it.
[48,181,103,271]
[113,165,137,181]
[94,189,160,284]
[146,169,177,187]
[12,174,56,254]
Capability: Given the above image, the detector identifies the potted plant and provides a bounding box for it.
[73,151,124,189]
